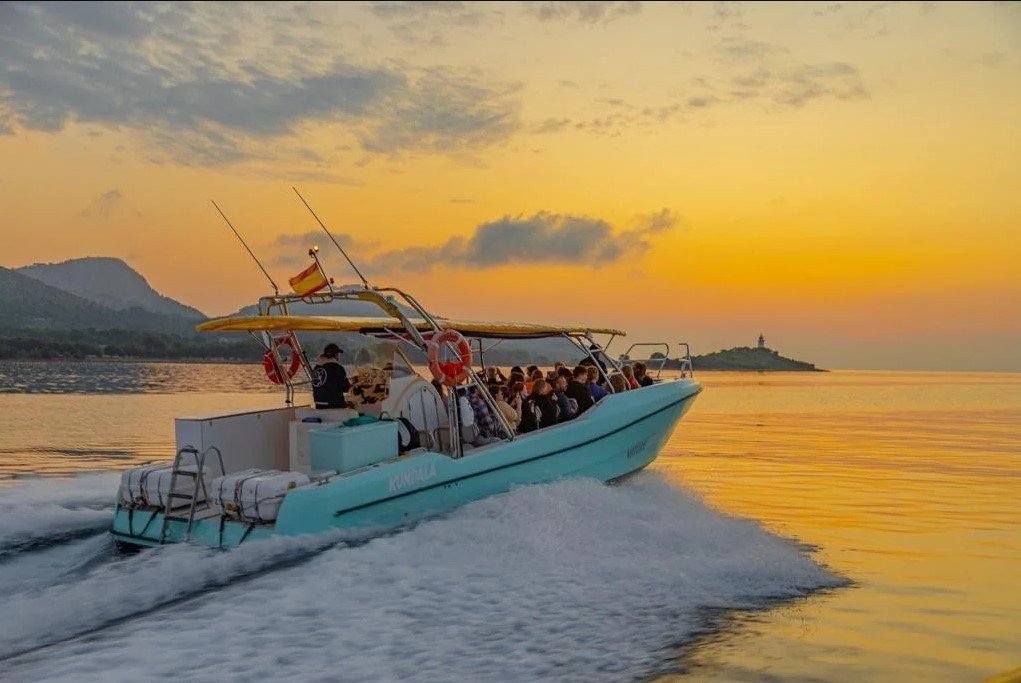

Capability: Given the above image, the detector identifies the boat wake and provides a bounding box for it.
[0,473,842,681]
[0,474,119,559]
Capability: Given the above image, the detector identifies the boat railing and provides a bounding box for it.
[677,342,694,379]
[621,342,671,378]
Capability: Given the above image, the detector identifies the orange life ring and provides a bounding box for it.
[426,329,473,386]
[263,335,302,384]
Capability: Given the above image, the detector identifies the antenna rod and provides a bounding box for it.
[292,186,370,288]
[211,199,279,295]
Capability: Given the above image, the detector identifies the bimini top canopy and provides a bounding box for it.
[196,315,625,340]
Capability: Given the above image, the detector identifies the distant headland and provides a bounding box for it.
[655,335,823,372]
[689,346,822,371]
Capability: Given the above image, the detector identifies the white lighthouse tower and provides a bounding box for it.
[757,333,765,349]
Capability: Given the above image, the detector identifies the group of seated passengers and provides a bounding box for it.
[446,359,656,442]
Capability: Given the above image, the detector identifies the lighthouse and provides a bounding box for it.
[757,334,765,349]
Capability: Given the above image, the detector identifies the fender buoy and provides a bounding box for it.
[426,329,473,386]
[263,335,302,384]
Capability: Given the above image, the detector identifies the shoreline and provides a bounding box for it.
[0,356,258,365]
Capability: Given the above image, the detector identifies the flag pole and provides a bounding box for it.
[291,186,370,288]
[211,200,280,295]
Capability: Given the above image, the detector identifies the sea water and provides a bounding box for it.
[0,362,1017,681]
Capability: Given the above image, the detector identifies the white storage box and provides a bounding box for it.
[119,462,209,509]
[210,469,310,523]
[120,462,171,505]
[175,407,294,474]
[309,420,399,474]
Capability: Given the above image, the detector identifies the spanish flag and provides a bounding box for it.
[289,261,329,297]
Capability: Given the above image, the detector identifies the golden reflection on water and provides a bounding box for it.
[654,371,1021,682]
[0,364,1018,680]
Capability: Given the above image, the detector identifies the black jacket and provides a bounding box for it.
[520,392,558,432]
[565,380,595,416]
[554,390,575,422]
[534,393,559,429]
[312,359,350,409]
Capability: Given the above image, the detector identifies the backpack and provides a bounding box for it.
[381,413,422,453]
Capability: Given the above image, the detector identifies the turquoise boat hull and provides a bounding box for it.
[110,379,701,549]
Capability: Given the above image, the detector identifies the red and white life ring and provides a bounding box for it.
[426,329,473,386]
[263,335,302,384]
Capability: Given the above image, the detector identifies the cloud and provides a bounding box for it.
[715,37,785,63]
[269,230,368,269]
[80,189,125,219]
[774,62,868,106]
[706,1,747,32]
[368,1,490,46]
[0,3,520,166]
[523,1,641,23]
[366,209,679,273]
[356,67,522,155]
[532,118,575,134]
[687,38,870,109]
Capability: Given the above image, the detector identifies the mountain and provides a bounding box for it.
[0,265,201,335]
[17,257,205,319]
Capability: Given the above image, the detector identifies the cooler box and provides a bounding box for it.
[289,408,358,475]
[309,421,399,474]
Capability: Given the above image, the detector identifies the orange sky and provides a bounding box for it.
[0,2,1019,370]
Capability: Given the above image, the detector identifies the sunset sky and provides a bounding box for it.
[1,1,1019,370]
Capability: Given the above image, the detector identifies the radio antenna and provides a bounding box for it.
[292,186,370,288]
[211,200,279,295]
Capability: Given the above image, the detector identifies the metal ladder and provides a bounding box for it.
[158,446,225,544]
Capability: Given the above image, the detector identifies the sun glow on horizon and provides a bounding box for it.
[0,2,1018,371]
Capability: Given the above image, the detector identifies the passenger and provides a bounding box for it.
[484,366,507,385]
[621,364,640,390]
[634,362,655,387]
[566,366,596,416]
[467,386,500,442]
[510,365,524,377]
[578,344,608,372]
[524,368,543,395]
[526,365,540,378]
[553,374,577,422]
[493,385,521,431]
[520,378,558,432]
[509,379,526,405]
[586,366,608,401]
[608,373,628,394]
[311,343,351,409]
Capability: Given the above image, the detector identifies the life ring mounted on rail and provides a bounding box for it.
[263,334,302,385]
[426,329,473,386]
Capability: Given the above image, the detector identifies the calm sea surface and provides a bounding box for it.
[0,361,1017,681]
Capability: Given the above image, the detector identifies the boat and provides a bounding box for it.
[109,201,701,550]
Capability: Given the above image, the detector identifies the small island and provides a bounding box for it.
[658,335,823,372]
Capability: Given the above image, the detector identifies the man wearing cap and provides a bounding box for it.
[312,343,350,409]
